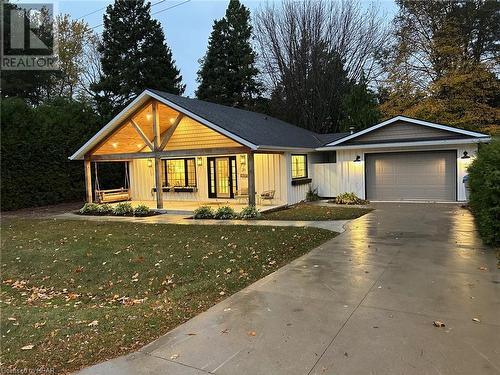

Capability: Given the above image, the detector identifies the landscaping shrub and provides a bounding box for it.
[214,206,236,220]
[467,140,500,246]
[112,202,134,216]
[306,186,321,201]
[134,204,151,217]
[79,203,99,215]
[0,97,123,211]
[334,192,368,205]
[97,204,113,215]
[193,206,214,219]
[239,205,261,219]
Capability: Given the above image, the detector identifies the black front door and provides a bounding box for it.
[207,156,237,198]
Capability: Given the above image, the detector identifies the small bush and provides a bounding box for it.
[79,203,99,215]
[134,204,151,217]
[97,204,113,215]
[239,205,261,219]
[468,140,500,246]
[214,206,236,220]
[193,206,214,219]
[334,192,368,205]
[113,202,134,216]
[306,186,321,201]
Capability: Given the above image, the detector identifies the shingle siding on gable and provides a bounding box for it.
[343,121,470,145]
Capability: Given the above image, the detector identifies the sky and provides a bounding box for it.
[36,0,397,96]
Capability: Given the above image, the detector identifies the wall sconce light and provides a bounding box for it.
[353,155,361,162]
[147,159,153,168]
[461,151,470,159]
[240,155,247,165]
[197,156,203,166]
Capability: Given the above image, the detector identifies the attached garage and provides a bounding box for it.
[365,151,457,202]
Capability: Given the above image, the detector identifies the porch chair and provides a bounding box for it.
[260,190,275,205]
[235,187,249,204]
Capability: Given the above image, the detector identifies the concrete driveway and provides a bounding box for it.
[78,203,500,375]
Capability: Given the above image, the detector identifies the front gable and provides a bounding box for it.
[343,120,470,145]
[324,116,489,148]
[71,91,250,160]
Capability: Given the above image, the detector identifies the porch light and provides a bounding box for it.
[461,151,471,159]
[353,155,361,162]
[197,157,203,166]
[147,159,153,168]
[240,155,246,165]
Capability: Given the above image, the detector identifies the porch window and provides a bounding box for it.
[291,154,308,179]
[164,158,196,187]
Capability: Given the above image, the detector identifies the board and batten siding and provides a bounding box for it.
[254,153,286,204]
[129,153,288,204]
[283,152,312,205]
[312,144,478,201]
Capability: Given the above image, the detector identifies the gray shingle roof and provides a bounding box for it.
[150,89,338,149]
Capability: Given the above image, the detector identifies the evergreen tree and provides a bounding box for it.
[92,0,184,118]
[196,0,260,108]
[340,75,381,132]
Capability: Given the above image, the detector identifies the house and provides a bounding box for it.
[70,89,491,209]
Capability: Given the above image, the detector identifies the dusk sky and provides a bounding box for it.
[55,0,398,96]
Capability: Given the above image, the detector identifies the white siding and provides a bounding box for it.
[254,153,286,204]
[313,143,478,202]
[129,159,155,201]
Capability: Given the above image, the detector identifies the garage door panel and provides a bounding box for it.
[366,151,456,201]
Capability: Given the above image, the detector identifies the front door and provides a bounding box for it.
[208,156,237,198]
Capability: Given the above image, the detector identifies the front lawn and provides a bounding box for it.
[0,219,335,373]
[261,203,372,221]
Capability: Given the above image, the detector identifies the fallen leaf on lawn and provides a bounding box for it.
[225,268,232,274]
[472,318,481,323]
[8,317,16,321]
[219,291,225,296]
[478,266,488,271]
[132,272,139,279]
[87,320,99,327]
[221,328,229,334]
[433,320,445,327]
[170,354,179,360]
[21,345,34,350]
[186,333,197,336]
[247,331,256,337]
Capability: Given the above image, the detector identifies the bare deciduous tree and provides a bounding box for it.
[254,0,388,133]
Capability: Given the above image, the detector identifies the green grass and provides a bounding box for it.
[0,219,336,373]
[261,204,373,221]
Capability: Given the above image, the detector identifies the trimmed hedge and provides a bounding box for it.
[0,97,123,211]
[467,140,500,246]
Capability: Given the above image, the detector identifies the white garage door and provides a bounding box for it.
[365,151,457,201]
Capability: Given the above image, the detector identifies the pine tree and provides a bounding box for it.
[196,0,260,108]
[92,0,184,118]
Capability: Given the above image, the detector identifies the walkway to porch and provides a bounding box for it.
[110,200,285,214]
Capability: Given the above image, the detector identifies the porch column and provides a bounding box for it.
[247,152,256,206]
[152,101,164,209]
[84,158,93,203]
[154,156,163,209]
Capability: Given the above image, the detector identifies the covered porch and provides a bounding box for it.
[76,93,288,210]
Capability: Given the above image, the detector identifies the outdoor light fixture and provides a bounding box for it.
[353,155,361,162]
[146,113,152,120]
[147,159,153,168]
[169,117,176,124]
[461,151,471,159]
[197,157,203,166]
[112,142,118,148]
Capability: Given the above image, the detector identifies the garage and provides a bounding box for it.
[365,150,457,201]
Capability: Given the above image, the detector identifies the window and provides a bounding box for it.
[164,158,196,187]
[291,154,307,179]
